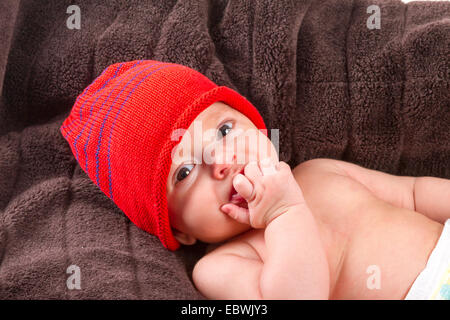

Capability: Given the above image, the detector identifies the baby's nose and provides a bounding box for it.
[211,153,236,180]
[212,163,230,180]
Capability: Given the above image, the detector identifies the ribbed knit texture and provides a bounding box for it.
[60,60,267,251]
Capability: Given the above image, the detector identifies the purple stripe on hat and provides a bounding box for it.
[61,66,109,137]
[80,61,148,173]
[71,62,129,163]
[105,64,175,200]
[94,62,165,192]
[62,62,130,140]
[62,63,125,136]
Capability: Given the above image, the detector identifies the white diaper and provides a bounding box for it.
[405,219,450,300]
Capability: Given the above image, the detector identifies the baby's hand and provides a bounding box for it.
[221,159,306,228]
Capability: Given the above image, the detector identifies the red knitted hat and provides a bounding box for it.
[60,60,267,251]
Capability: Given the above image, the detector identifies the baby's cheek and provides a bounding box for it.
[232,135,258,164]
[183,191,214,222]
[258,134,278,163]
[235,131,277,165]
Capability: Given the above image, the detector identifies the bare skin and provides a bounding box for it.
[197,159,446,299]
[166,102,450,299]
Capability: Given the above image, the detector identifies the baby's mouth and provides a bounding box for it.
[229,168,248,209]
[229,186,248,209]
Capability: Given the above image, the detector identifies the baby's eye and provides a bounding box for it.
[217,122,233,139]
[175,164,194,183]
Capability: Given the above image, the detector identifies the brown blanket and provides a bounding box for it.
[0,0,449,299]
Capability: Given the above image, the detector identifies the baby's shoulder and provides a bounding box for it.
[193,230,265,299]
[292,158,344,176]
[292,158,373,188]
[292,158,348,188]
[292,158,380,212]
[203,229,264,260]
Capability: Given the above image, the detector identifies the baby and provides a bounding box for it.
[61,60,450,300]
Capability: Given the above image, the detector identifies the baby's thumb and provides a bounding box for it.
[221,204,250,225]
[233,174,254,201]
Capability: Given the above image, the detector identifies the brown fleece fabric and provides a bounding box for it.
[0,0,449,299]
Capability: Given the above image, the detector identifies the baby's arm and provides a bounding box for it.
[193,161,329,299]
[413,177,450,224]
[260,202,330,299]
[295,159,450,224]
[193,205,329,299]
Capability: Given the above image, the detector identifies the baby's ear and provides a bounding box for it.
[172,228,197,245]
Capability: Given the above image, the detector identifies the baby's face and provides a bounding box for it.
[166,102,278,245]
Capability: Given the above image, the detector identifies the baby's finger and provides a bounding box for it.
[220,204,250,225]
[244,161,262,183]
[260,158,278,176]
[233,174,254,201]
